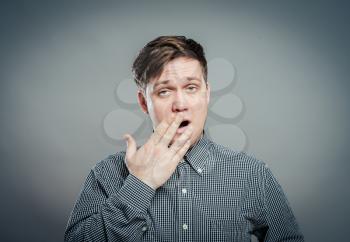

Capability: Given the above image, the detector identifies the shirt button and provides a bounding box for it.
[181,188,187,194]
[182,223,188,230]
[197,168,203,173]
[141,226,148,232]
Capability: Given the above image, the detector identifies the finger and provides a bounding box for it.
[149,118,172,144]
[168,125,193,155]
[159,113,184,146]
[123,134,137,161]
[171,138,192,165]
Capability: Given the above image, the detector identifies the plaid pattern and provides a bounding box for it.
[65,132,304,241]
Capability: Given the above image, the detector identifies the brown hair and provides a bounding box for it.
[132,36,207,90]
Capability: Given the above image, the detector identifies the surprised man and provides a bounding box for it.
[65,36,304,242]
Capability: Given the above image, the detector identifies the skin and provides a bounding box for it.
[124,57,210,190]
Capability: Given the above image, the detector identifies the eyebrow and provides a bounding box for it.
[153,76,202,89]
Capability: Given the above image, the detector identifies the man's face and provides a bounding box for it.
[138,57,210,146]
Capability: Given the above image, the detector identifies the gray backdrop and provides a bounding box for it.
[1,1,349,241]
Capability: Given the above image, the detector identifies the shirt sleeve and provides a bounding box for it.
[64,167,156,242]
[261,165,305,242]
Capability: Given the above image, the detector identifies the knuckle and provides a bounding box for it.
[154,130,162,138]
[154,146,163,156]
[163,133,172,141]
[173,153,179,161]
[182,132,190,140]
[169,144,179,152]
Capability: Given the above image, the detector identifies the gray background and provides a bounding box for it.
[1,1,349,241]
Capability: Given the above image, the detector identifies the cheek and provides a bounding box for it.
[191,99,208,123]
[152,101,171,122]
[192,96,208,112]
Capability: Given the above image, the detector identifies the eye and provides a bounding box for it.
[158,89,171,96]
[186,85,198,92]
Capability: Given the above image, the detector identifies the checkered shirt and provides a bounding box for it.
[65,132,304,242]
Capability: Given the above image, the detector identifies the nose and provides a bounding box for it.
[172,90,188,113]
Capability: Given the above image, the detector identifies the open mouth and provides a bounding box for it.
[179,120,190,128]
[176,120,191,134]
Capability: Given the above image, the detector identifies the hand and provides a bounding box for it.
[123,113,193,190]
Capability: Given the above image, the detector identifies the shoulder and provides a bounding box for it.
[209,141,269,174]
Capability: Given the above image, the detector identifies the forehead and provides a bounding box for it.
[150,57,204,86]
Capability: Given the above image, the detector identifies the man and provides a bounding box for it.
[65,36,304,241]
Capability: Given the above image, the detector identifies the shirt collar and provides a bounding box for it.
[184,131,213,176]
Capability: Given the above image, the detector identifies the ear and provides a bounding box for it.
[137,89,149,114]
[206,82,211,104]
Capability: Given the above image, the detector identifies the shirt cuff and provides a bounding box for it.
[116,174,156,212]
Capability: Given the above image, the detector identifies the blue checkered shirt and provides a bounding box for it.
[65,133,304,241]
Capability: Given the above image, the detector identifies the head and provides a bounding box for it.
[132,36,210,146]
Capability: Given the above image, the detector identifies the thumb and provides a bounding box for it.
[123,134,137,160]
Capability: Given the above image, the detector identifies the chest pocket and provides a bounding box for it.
[192,190,253,242]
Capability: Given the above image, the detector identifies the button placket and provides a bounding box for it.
[178,164,192,242]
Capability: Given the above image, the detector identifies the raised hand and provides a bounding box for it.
[123,113,193,190]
